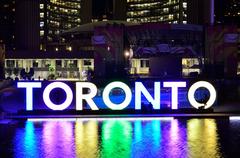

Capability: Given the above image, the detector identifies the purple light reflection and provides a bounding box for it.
[42,121,74,158]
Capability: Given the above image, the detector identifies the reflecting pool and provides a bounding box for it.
[1,118,240,157]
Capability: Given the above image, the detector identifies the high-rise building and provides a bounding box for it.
[126,0,214,25]
[1,0,92,53]
[39,0,92,51]
[126,0,188,24]
[215,0,240,25]
[0,0,16,51]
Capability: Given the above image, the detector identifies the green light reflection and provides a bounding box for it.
[101,120,132,158]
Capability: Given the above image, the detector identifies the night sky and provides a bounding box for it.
[214,0,225,22]
[92,0,113,18]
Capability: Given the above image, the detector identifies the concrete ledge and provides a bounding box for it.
[7,113,237,119]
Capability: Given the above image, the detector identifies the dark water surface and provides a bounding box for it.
[1,118,240,158]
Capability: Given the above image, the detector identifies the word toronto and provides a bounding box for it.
[17,81,217,111]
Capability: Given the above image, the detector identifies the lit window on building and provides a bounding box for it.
[42,60,51,67]
[183,2,187,8]
[69,60,77,68]
[40,30,44,36]
[169,14,174,20]
[182,58,200,76]
[40,13,44,18]
[16,60,23,68]
[47,36,52,42]
[40,4,44,9]
[84,60,92,66]
[6,60,15,67]
[32,60,39,68]
[56,60,62,68]
[66,46,72,52]
[40,22,44,27]
[61,38,65,42]
[40,44,43,50]
[163,8,169,13]
[140,60,149,68]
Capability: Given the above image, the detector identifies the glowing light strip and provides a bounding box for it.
[76,117,174,121]
[28,118,77,122]
[28,117,174,122]
[229,116,240,120]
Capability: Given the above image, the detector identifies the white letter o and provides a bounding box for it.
[188,81,216,109]
[103,82,132,110]
[43,82,73,110]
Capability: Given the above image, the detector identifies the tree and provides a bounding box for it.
[13,68,19,77]
[28,68,34,80]
[20,69,26,79]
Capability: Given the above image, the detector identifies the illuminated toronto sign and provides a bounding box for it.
[17,81,217,111]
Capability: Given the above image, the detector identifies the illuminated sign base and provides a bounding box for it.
[16,80,217,115]
[17,108,214,116]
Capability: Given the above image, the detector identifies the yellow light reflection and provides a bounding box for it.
[75,121,99,158]
[187,119,222,158]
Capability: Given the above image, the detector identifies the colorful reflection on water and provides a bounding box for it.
[3,118,240,157]
[187,119,221,158]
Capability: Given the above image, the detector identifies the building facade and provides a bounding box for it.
[126,24,204,77]
[1,0,92,53]
[5,22,205,80]
[5,52,94,80]
[205,25,239,77]
[126,0,214,25]
[126,0,188,24]
[39,0,92,52]
[63,22,204,79]
[0,0,16,51]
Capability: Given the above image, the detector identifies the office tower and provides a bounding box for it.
[0,0,16,51]
[126,0,188,24]
[39,0,92,51]
[126,0,214,25]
